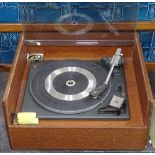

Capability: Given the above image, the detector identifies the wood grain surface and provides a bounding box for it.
[0,22,155,32]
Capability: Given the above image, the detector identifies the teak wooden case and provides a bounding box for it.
[2,30,153,150]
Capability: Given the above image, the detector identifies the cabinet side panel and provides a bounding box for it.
[2,33,27,147]
[133,33,153,126]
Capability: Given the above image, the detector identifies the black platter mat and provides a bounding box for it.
[30,60,112,114]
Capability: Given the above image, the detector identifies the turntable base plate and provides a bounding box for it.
[22,60,129,119]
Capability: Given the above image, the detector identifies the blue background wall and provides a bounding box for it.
[0,2,155,63]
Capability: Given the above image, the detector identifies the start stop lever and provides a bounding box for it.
[89,48,123,98]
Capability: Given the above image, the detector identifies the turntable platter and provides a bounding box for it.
[30,60,112,114]
[45,66,97,101]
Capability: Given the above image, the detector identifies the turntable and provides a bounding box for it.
[2,31,153,150]
[21,48,129,119]
[2,8,153,150]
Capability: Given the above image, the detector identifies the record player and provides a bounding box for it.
[21,49,129,120]
[2,8,153,150]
